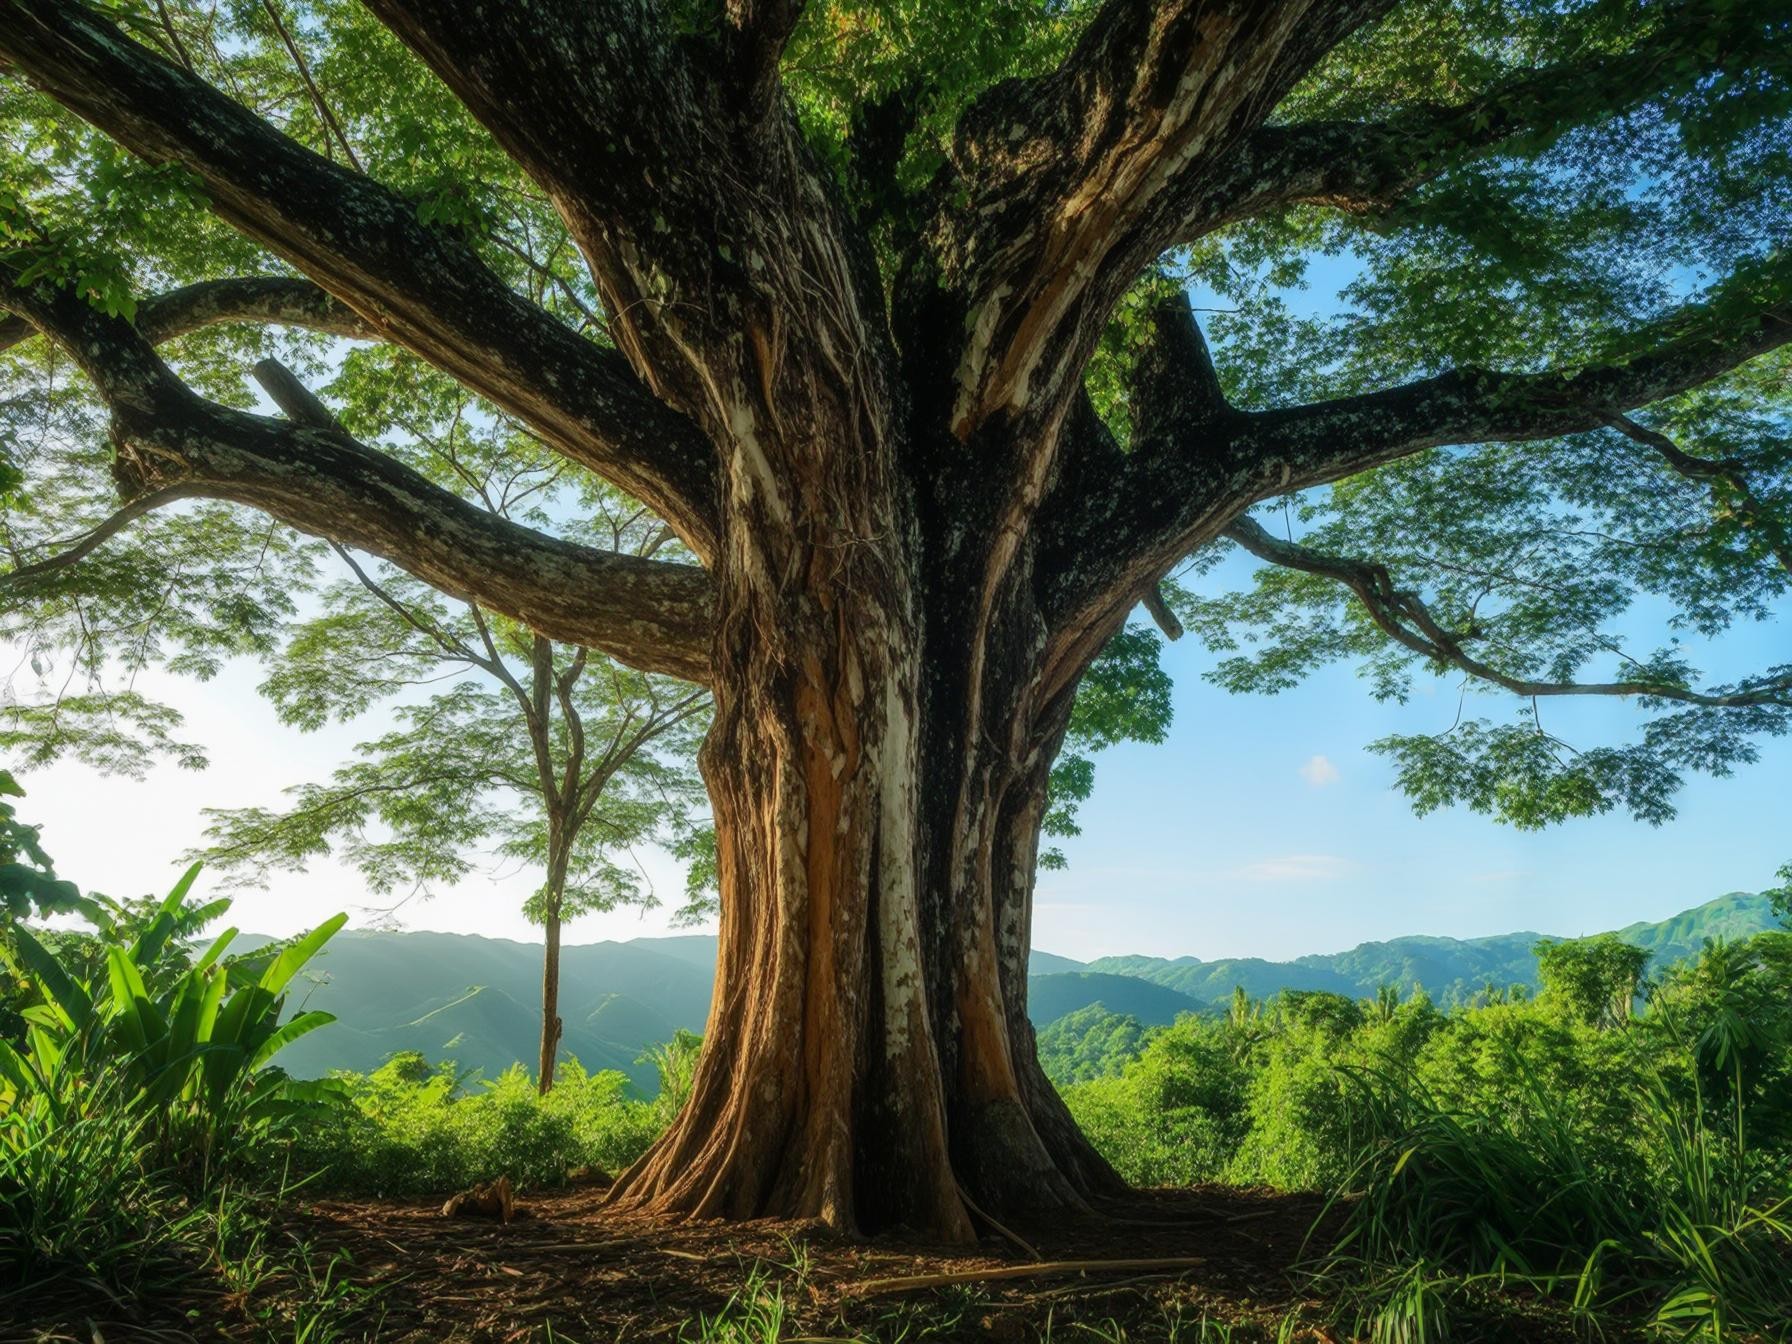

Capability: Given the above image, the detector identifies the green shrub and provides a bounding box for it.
[285,1052,665,1196]
[1062,1015,1249,1186]
[0,860,343,1288]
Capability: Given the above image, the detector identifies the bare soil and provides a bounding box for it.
[9,1185,1354,1342]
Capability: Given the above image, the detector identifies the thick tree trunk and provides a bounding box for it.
[608,485,1122,1236]
[607,688,1117,1236]
[593,77,1126,1240]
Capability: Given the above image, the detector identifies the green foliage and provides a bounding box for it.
[1053,931,1792,1339]
[1036,1004,1152,1085]
[281,1028,701,1197]
[1534,932,1650,1028]
[1319,1061,1792,1342]
[189,366,709,937]
[1,0,1786,869]
[0,864,345,1181]
[283,1053,661,1197]
[0,848,343,1288]
[639,1028,703,1130]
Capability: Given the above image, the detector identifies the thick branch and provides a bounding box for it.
[3,273,715,683]
[931,0,1393,439]
[726,0,807,118]
[1231,260,1792,498]
[1,275,371,354]
[1223,515,1792,708]
[1039,257,1792,692]
[358,0,895,519]
[0,0,720,556]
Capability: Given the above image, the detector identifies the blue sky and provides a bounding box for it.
[1033,572,1791,961]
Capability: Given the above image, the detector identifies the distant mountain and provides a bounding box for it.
[272,930,715,1089]
[265,892,1780,1085]
[1026,972,1201,1026]
[1614,894,1781,964]
[1083,892,1780,1010]
[272,932,1086,1088]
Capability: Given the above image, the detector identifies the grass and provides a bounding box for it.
[1304,1064,1792,1342]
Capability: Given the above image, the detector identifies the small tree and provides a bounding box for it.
[196,353,707,1093]
[1536,935,1651,1030]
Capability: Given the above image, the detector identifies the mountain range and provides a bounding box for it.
[267,891,1780,1089]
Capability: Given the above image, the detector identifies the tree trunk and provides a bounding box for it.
[607,459,1123,1236]
[595,89,1125,1241]
[538,842,570,1096]
[538,907,563,1096]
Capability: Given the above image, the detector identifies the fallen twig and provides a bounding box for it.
[839,1256,1207,1298]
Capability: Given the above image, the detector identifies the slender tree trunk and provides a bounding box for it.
[537,842,570,1096]
[538,909,563,1095]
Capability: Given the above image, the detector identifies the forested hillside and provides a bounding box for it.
[266,892,1778,1085]
[1081,892,1777,1007]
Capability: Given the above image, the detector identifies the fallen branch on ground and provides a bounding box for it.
[839,1256,1208,1298]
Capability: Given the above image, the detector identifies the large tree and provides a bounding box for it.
[1,0,1789,1239]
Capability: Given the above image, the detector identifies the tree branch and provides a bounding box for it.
[1039,255,1792,693]
[930,0,1394,440]
[1,275,372,354]
[0,0,720,556]
[1222,514,1792,708]
[1199,0,1792,228]
[0,486,191,588]
[3,271,716,682]
[1230,256,1792,499]
[1141,586,1183,641]
[249,356,339,430]
[1601,413,1792,577]
[726,0,807,118]
[357,0,892,535]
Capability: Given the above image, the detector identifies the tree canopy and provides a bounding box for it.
[1,0,1786,830]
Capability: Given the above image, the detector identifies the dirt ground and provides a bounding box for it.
[11,1184,1350,1343]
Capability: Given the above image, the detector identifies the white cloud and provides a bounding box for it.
[1299,754,1341,787]
[1231,854,1353,883]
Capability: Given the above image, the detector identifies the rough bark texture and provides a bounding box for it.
[3,0,1789,1241]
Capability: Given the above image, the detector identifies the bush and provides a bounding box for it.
[1050,936,1792,1339]
[0,858,342,1288]
[284,1051,669,1196]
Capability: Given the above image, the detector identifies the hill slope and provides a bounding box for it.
[1083,892,1778,1009]
[265,892,1779,1083]
[273,934,1088,1087]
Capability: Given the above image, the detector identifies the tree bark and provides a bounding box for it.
[607,394,1124,1235]
[606,622,1121,1236]
[538,901,564,1097]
